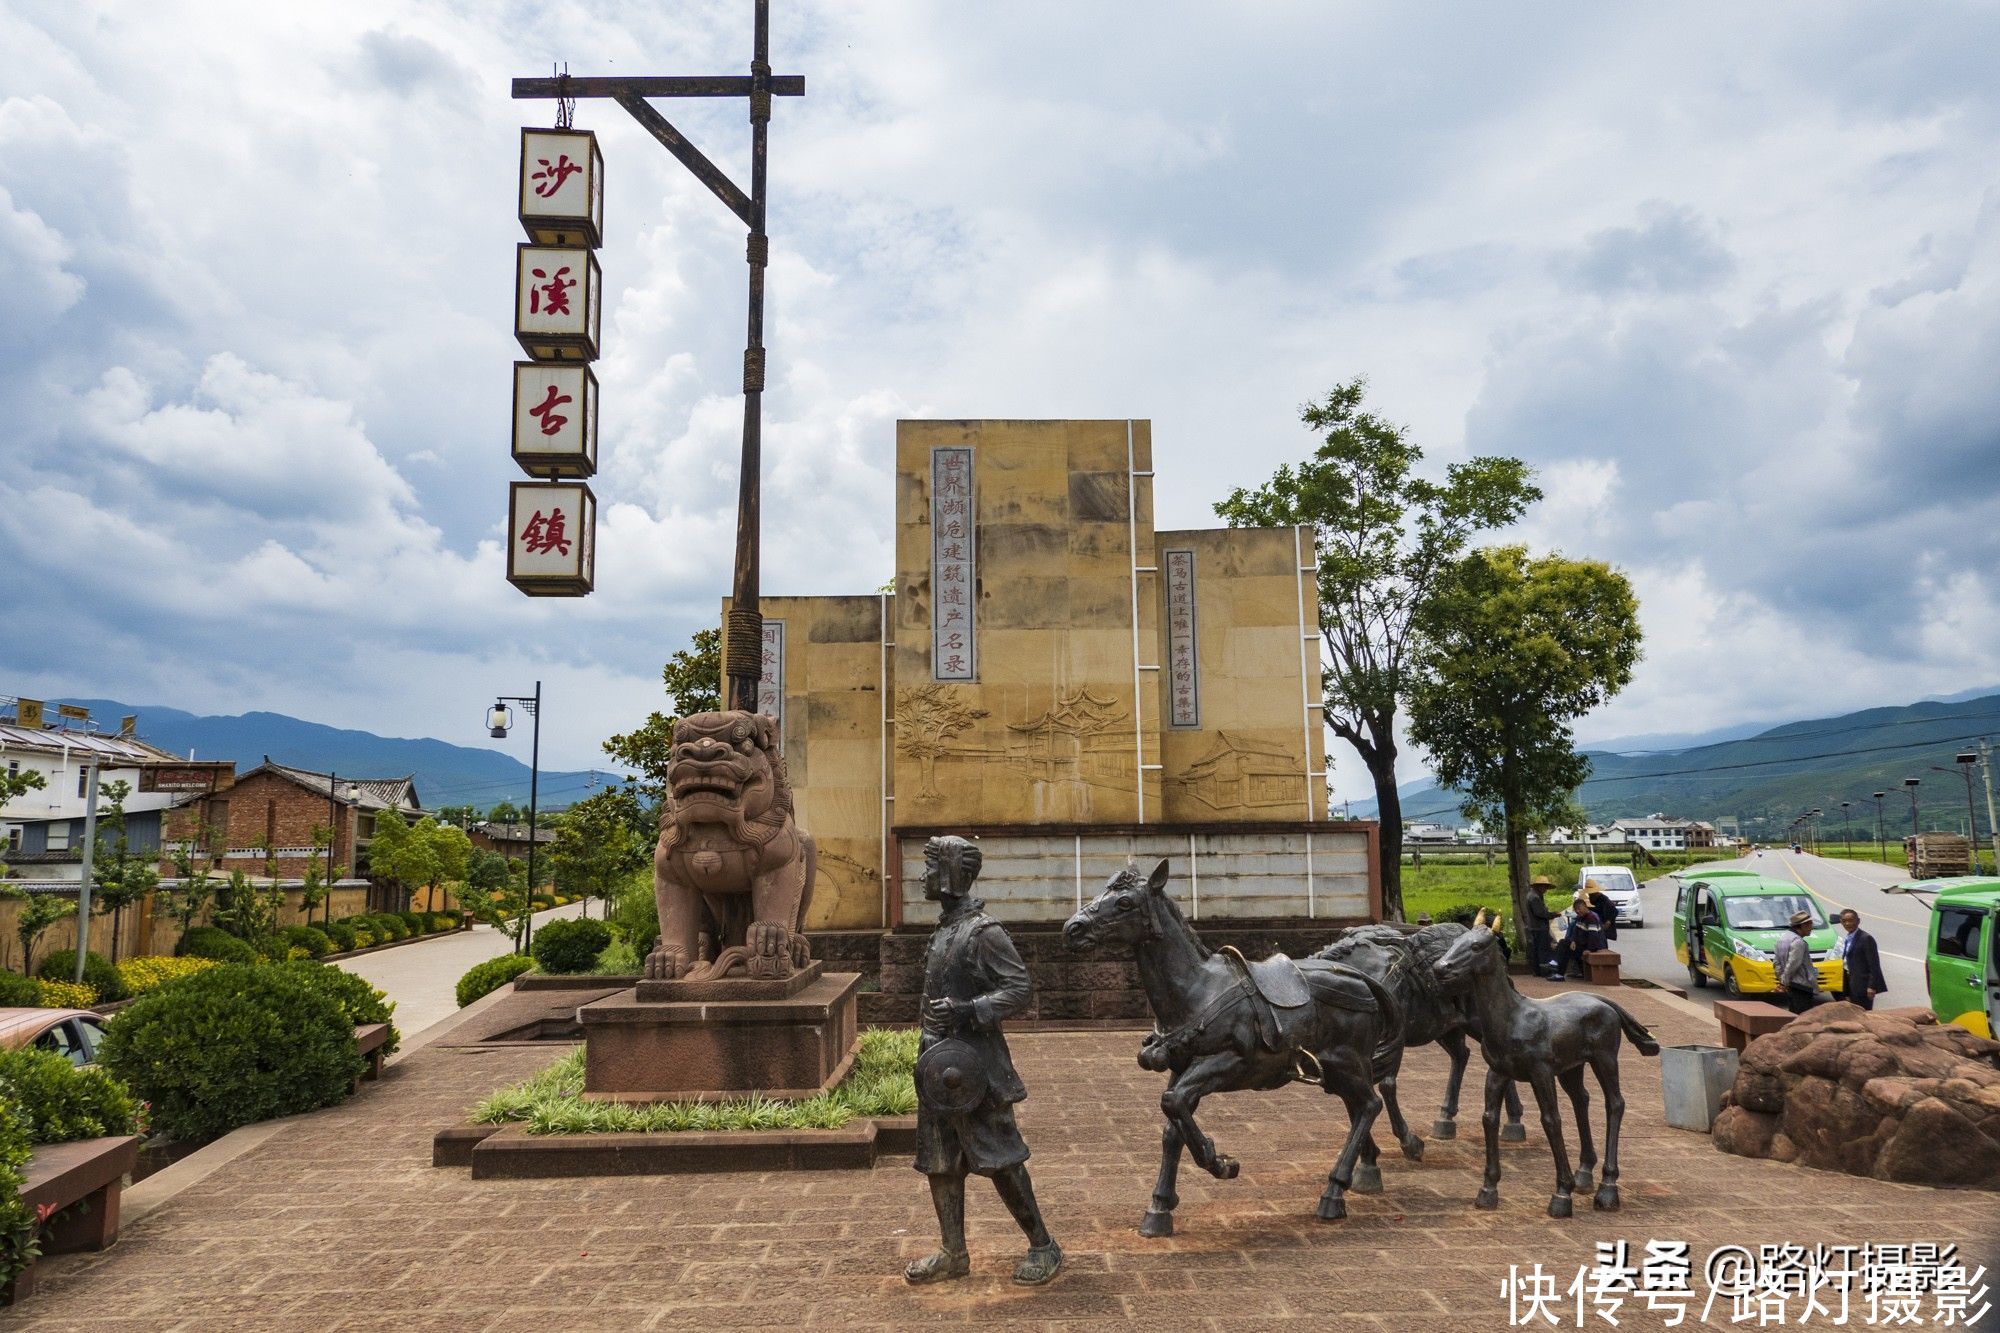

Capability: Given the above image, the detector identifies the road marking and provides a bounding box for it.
[1778,857,1928,963]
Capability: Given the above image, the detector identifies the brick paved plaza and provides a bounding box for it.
[14,981,1996,1331]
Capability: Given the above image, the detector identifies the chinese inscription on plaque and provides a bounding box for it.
[1165,548,1200,728]
[757,618,785,744]
[930,447,976,681]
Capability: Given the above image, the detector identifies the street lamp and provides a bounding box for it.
[1871,791,1887,866]
[1839,801,1851,856]
[488,682,542,953]
[1902,777,1921,841]
[1934,752,1983,875]
[1808,808,1823,855]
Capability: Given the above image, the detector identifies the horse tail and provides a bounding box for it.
[1606,1000,1661,1056]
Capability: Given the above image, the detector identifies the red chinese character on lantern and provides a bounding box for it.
[529,265,575,316]
[528,383,572,436]
[521,508,572,556]
[532,154,583,198]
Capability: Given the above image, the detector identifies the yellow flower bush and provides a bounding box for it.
[35,979,98,1009]
[115,955,220,997]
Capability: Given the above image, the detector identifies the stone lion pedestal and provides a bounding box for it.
[579,965,862,1102]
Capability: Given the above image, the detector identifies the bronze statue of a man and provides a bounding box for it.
[905,835,1062,1287]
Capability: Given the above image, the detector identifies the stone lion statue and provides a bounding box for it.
[645,710,817,982]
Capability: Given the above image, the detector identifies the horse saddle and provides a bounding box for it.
[1218,946,1313,1053]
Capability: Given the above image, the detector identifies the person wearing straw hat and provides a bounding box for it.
[1774,908,1822,1014]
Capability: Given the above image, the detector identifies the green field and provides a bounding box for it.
[1397,848,1737,922]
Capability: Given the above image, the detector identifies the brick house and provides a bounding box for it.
[465,820,554,859]
[214,762,427,911]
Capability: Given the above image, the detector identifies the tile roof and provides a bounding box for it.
[246,762,424,813]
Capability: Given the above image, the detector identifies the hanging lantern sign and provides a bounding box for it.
[511,362,597,478]
[519,128,604,248]
[507,480,597,596]
[515,245,602,361]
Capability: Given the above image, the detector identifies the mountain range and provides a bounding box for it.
[1354,690,2000,837]
[46,699,623,814]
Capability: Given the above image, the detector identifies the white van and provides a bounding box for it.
[1577,866,1643,927]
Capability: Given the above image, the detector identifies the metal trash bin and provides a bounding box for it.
[1662,1043,1738,1133]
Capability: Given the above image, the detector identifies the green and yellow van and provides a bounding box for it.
[1672,869,1845,997]
[1905,878,2000,1038]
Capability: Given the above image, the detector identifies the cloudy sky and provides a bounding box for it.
[4,1,1998,802]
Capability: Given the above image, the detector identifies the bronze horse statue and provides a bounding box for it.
[1062,861,1406,1237]
[1432,913,1659,1217]
[1314,923,1526,1146]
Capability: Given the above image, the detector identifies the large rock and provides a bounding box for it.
[1714,1002,2000,1189]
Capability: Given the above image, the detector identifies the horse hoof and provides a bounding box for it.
[1137,1210,1174,1238]
[1351,1163,1383,1194]
[1316,1194,1347,1221]
[1572,1169,1594,1196]
[1213,1156,1240,1181]
[1500,1123,1527,1143]
[1430,1119,1457,1140]
[1548,1194,1573,1219]
[1473,1188,1499,1211]
[1400,1135,1424,1162]
[1593,1185,1620,1212]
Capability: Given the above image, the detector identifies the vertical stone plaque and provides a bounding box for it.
[1165,548,1200,728]
[758,617,785,745]
[931,446,976,681]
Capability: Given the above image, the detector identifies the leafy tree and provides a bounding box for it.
[546,788,651,919]
[436,804,481,828]
[88,781,159,963]
[1406,546,1641,933]
[604,626,722,802]
[485,801,522,826]
[160,821,220,940]
[1215,378,1540,921]
[0,768,57,972]
[367,812,469,913]
[463,852,533,951]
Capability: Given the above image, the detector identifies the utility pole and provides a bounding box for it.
[513,2,802,713]
[1981,741,1999,877]
[1871,791,1887,867]
[72,759,101,984]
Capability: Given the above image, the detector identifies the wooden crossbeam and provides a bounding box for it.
[512,75,804,100]
[611,92,753,226]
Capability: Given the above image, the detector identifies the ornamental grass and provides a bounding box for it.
[470,1026,919,1135]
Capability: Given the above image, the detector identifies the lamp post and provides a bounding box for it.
[1902,776,1921,838]
[1935,752,1983,875]
[1871,791,1887,866]
[1839,801,1851,857]
[488,682,542,953]
[1808,808,1823,855]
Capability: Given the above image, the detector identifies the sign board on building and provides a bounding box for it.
[511,362,598,478]
[930,447,976,681]
[118,715,137,737]
[56,704,89,722]
[138,766,217,793]
[14,698,43,730]
[518,128,605,248]
[1164,548,1200,728]
[514,245,602,362]
[758,618,785,745]
[506,481,597,596]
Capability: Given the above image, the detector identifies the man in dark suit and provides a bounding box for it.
[1835,908,1888,1011]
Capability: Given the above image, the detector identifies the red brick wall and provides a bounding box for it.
[214,771,360,881]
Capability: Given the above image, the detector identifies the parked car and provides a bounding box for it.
[1671,870,1844,997]
[1890,877,2000,1038]
[0,1008,109,1066]
[1577,865,1644,927]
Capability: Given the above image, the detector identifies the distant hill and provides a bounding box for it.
[44,699,623,813]
[1357,691,2000,839]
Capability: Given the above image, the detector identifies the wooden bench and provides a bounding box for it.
[353,1023,392,1092]
[3,1134,141,1304]
[1713,998,1794,1053]
[1582,949,1622,986]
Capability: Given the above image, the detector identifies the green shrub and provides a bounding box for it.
[352,927,377,949]
[429,913,459,932]
[398,911,426,935]
[530,893,555,912]
[0,971,43,1006]
[322,921,358,952]
[457,953,534,1008]
[0,1100,36,1295]
[277,925,333,959]
[177,925,259,966]
[0,1048,140,1144]
[369,914,408,942]
[36,950,126,1003]
[271,962,398,1056]
[117,955,219,996]
[531,918,610,974]
[98,964,364,1143]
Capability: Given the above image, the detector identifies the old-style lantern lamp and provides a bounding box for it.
[519,128,604,248]
[511,362,597,478]
[506,481,596,596]
[487,704,514,739]
[514,245,602,362]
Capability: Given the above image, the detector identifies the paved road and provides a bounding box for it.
[333,902,585,1039]
[1611,849,1933,1012]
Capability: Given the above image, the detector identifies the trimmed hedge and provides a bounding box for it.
[0,971,42,1006]
[428,913,459,932]
[369,914,408,942]
[277,924,334,959]
[36,950,125,1003]
[117,955,219,996]
[530,918,610,975]
[0,1100,34,1295]
[457,953,534,1008]
[322,921,359,952]
[271,961,398,1056]
[0,1047,140,1145]
[99,964,365,1143]
[177,925,260,966]
[397,911,426,935]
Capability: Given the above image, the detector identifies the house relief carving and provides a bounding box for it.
[1175,732,1301,812]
